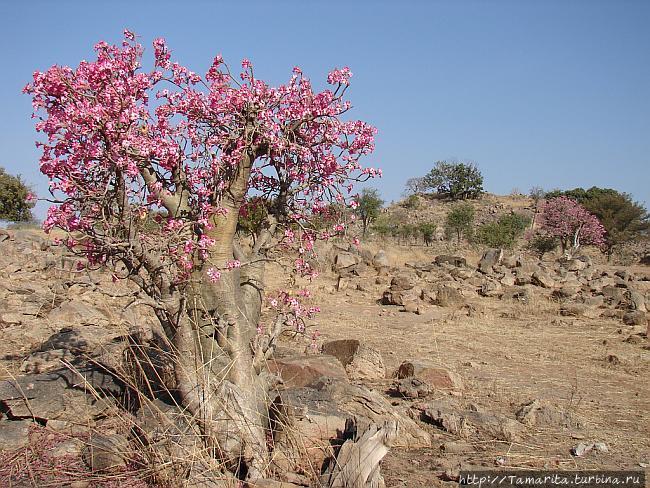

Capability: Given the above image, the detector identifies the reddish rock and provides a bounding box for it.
[395,360,463,391]
[268,355,348,388]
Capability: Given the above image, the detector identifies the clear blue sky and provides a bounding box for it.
[2,0,649,219]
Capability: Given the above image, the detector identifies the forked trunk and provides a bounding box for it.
[169,144,272,479]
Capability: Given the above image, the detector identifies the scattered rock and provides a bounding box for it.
[390,274,416,291]
[308,378,431,449]
[82,433,130,472]
[478,249,504,274]
[623,311,646,326]
[333,252,359,271]
[0,366,121,424]
[0,419,33,450]
[571,441,609,457]
[515,399,582,429]
[435,255,467,267]
[531,270,556,289]
[390,378,433,399]
[418,400,524,441]
[565,258,587,272]
[321,339,385,381]
[628,289,647,312]
[479,280,503,298]
[441,440,474,454]
[372,250,390,269]
[382,289,417,306]
[431,285,464,308]
[395,360,463,391]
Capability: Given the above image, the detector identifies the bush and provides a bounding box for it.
[0,167,35,222]
[403,194,420,209]
[370,213,397,238]
[418,222,437,246]
[397,223,417,244]
[422,160,483,200]
[527,233,558,258]
[475,213,530,249]
[445,203,475,242]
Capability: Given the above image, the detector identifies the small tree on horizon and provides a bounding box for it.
[423,160,483,200]
[404,176,427,195]
[0,167,35,222]
[445,202,475,242]
[356,187,384,236]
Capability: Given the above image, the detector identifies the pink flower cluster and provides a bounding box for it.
[24,31,379,282]
[539,196,606,249]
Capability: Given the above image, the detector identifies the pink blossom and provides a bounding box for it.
[538,196,606,252]
[207,268,221,282]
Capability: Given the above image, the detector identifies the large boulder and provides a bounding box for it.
[395,360,463,392]
[321,339,385,381]
[478,249,504,274]
[267,355,348,388]
[389,274,416,291]
[333,252,359,272]
[0,365,122,425]
[372,250,390,269]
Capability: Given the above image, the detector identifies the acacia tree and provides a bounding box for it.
[423,160,483,200]
[538,196,605,256]
[25,31,379,479]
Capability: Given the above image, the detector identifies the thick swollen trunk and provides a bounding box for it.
[172,298,270,479]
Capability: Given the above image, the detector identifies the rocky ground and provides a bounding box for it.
[0,229,648,487]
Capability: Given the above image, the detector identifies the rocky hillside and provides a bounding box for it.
[0,228,649,486]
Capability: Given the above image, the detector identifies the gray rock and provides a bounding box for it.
[478,249,504,274]
[0,366,121,423]
[531,270,556,289]
[82,433,129,472]
[321,339,385,381]
[390,274,416,291]
[623,310,646,326]
[372,250,390,269]
[333,252,359,271]
[515,399,582,429]
[0,420,33,450]
[435,255,467,267]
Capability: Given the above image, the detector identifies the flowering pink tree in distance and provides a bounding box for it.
[538,196,606,256]
[25,30,379,479]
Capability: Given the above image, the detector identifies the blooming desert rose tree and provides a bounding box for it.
[538,196,606,256]
[25,31,379,479]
